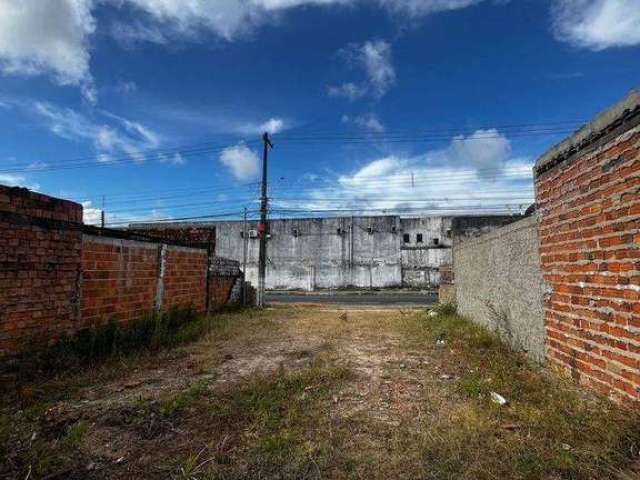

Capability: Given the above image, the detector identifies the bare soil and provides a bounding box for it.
[1,306,639,479]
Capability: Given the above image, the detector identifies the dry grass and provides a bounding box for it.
[1,305,638,479]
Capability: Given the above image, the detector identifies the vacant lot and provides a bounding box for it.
[1,306,639,479]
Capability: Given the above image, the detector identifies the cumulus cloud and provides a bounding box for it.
[0,0,96,100]
[219,143,260,181]
[552,0,640,50]
[329,40,396,101]
[273,129,534,214]
[447,128,511,176]
[0,0,490,96]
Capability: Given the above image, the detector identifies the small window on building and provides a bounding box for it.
[433,238,440,246]
[367,226,374,234]
[240,231,244,239]
[403,233,410,243]
[416,233,423,243]
[446,229,452,239]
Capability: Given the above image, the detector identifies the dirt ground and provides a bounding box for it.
[1,306,639,480]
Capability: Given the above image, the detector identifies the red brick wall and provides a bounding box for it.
[162,247,208,311]
[535,99,640,403]
[80,237,159,327]
[0,187,82,355]
[0,187,247,357]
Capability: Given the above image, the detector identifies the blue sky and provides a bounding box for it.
[0,0,638,225]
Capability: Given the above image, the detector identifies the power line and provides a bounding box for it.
[0,140,261,175]
[2,120,582,175]
[104,210,256,227]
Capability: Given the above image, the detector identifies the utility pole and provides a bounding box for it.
[101,195,105,228]
[257,132,273,307]
[242,207,248,306]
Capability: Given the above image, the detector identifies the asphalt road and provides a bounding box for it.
[265,290,437,308]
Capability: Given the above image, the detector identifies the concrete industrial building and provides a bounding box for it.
[134,215,519,291]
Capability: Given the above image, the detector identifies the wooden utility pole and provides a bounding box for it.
[257,132,273,307]
[101,195,106,228]
[242,207,248,306]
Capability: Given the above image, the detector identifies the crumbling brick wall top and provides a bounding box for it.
[0,186,82,223]
[210,256,241,277]
[535,89,640,176]
[128,225,216,250]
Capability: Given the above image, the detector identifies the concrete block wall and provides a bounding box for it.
[0,187,83,355]
[453,216,547,363]
[534,90,640,403]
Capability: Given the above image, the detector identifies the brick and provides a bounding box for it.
[536,126,640,404]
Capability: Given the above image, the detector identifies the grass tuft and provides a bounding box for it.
[192,360,353,479]
[161,380,210,417]
[400,311,640,480]
[62,421,89,447]
[2,305,211,387]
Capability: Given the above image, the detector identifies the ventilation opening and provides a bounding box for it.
[433,238,440,246]
[403,233,410,243]
[416,233,423,243]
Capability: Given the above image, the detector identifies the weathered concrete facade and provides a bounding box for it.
[453,216,547,363]
[134,215,519,291]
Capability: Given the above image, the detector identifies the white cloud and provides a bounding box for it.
[29,101,163,164]
[0,0,96,100]
[330,40,396,100]
[115,80,138,94]
[359,40,396,97]
[552,0,640,50]
[159,152,186,165]
[82,199,171,226]
[110,20,168,46]
[328,82,368,101]
[115,0,488,42]
[378,0,484,16]
[0,0,489,96]
[273,129,534,214]
[260,117,285,134]
[0,173,39,191]
[219,143,260,181]
[342,113,385,132]
[447,128,511,176]
[237,117,287,135]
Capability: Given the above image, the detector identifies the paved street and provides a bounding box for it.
[265,289,438,308]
